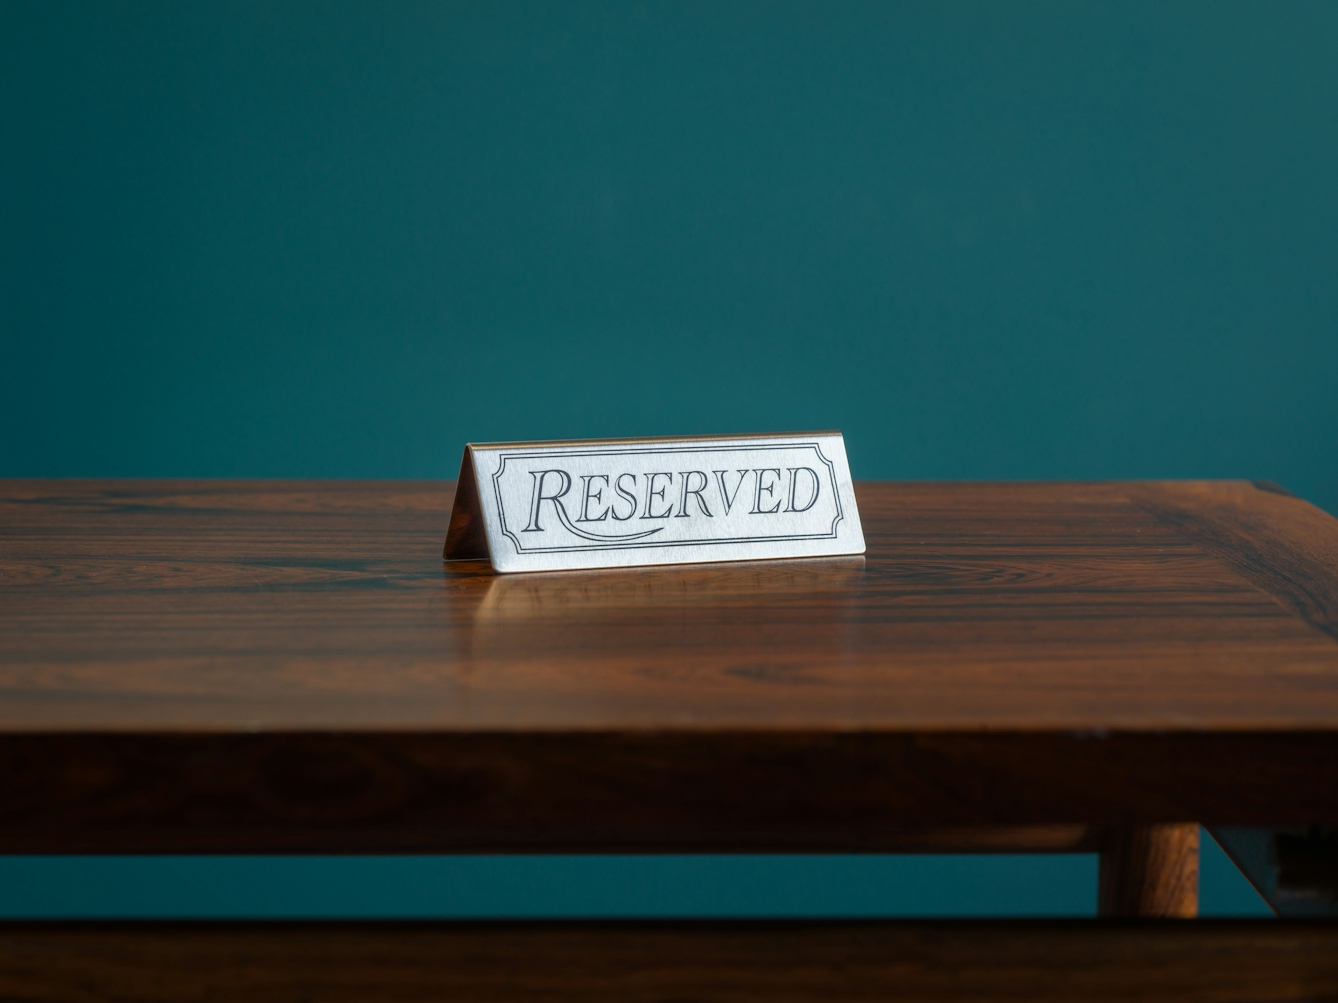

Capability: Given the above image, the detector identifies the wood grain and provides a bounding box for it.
[1,920,1335,1003]
[1129,481,1338,641]
[5,478,1338,731]
[0,731,1334,853]
[2,480,1338,851]
[1099,825,1200,918]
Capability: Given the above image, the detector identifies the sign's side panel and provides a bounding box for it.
[442,446,491,561]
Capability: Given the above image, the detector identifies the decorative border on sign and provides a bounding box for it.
[490,441,844,555]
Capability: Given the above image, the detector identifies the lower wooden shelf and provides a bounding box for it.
[1,919,1334,1002]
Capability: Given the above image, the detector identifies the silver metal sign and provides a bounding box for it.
[444,432,865,573]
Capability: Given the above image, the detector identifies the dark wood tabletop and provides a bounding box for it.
[2,479,1337,853]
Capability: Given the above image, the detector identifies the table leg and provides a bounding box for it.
[1099,825,1199,918]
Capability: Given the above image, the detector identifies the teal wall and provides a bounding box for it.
[3,0,1327,916]
[0,840,1271,918]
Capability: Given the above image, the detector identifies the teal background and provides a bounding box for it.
[3,0,1329,917]
[0,838,1270,918]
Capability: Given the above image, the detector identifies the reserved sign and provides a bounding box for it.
[444,432,865,573]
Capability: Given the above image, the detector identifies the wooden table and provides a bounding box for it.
[2,479,1337,1000]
